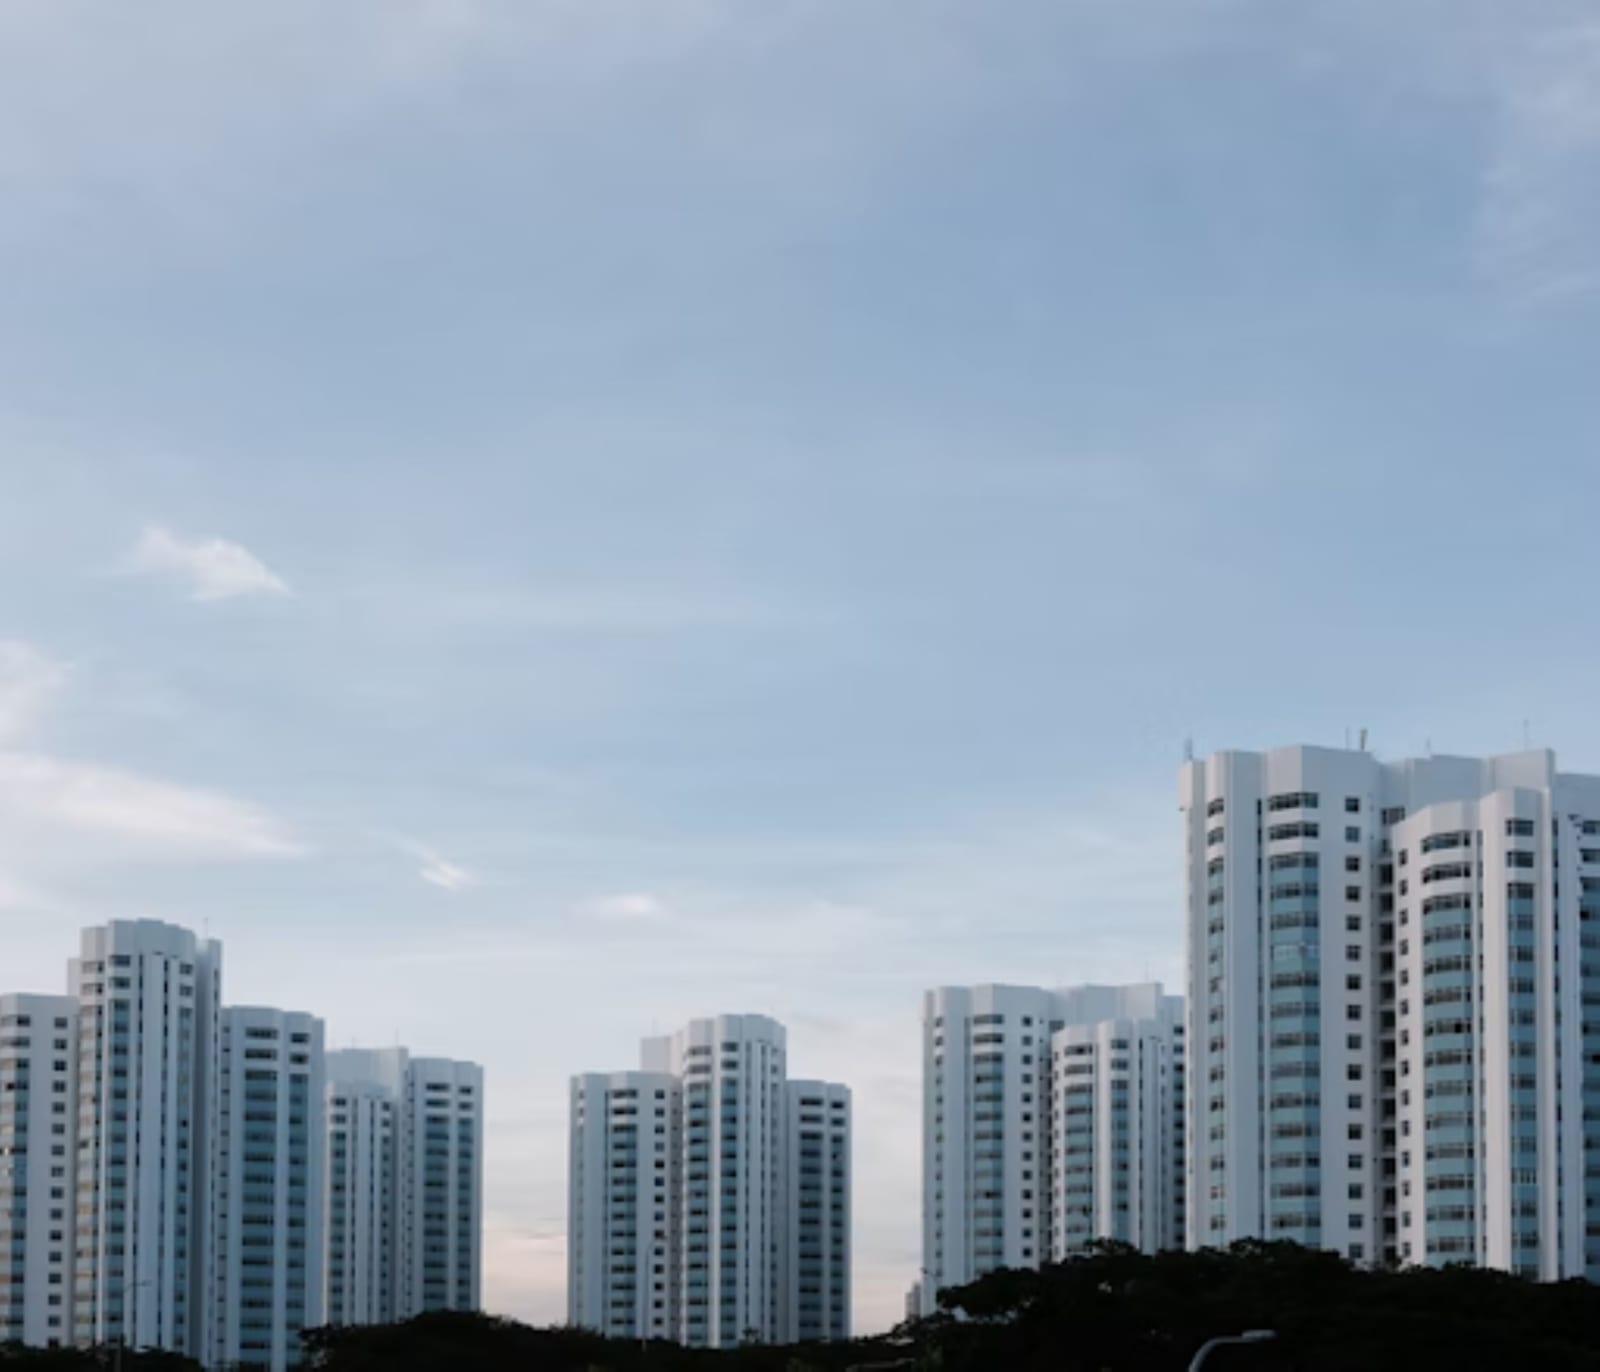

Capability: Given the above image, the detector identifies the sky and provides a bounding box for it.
[2,0,1600,1335]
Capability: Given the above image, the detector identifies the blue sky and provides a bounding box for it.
[3,0,1600,1332]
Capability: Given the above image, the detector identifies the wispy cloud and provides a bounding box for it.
[0,640,70,742]
[0,752,303,857]
[1476,15,1600,301]
[418,849,476,891]
[130,525,291,602]
[0,638,302,862]
[580,891,672,923]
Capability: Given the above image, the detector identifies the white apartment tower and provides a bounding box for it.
[780,1080,850,1344]
[209,1007,326,1372]
[70,920,222,1358]
[1182,744,1600,1279]
[921,983,1183,1312]
[323,1048,484,1327]
[0,993,79,1348]
[395,1057,483,1317]
[569,1014,852,1350]
[642,1015,787,1349]
[1051,988,1185,1259]
[568,1071,681,1340]
[324,1049,405,1327]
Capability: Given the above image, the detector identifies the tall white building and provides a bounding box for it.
[569,1014,851,1349]
[396,1057,483,1317]
[324,1049,405,1327]
[921,983,1183,1312]
[780,1080,850,1344]
[209,1007,325,1372]
[568,1071,680,1340]
[0,993,78,1348]
[70,920,222,1359]
[1181,744,1600,1279]
[323,1048,484,1327]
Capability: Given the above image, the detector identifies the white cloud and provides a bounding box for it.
[130,525,290,602]
[0,751,303,858]
[0,640,69,743]
[418,849,476,891]
[582,891,672,922]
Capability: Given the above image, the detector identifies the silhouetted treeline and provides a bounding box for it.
[9,1242,1600,1371]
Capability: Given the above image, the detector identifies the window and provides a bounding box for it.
[1267,791,1320,812]
[1506,818,1535,837]
[1346,826,1361,842]
[1345,856,1361,873]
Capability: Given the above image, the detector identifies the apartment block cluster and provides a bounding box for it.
[0,920,483,1370]
[568,1014,850,1349]
[918,745,1600,1311]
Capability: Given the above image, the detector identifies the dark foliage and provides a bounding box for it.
[13,1245,1597,1372]
[0,1347,200,1372]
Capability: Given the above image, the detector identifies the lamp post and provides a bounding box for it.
[1188,1329,1277,1371]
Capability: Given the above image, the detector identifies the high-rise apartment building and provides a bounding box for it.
[921,983,1183,1313]
[780,1080,850,1344]
[568,1070,681,1340]
[568,1014,852,1349]
[0,993,79,1348]
[324,1049,405,1327]
[395,1057,483,1318]
[70,921,222,1358]
[208,1007,325,1372]
[323,1048,484,1328]
[1182,744,1600,1279]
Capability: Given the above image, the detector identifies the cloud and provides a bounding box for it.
[0,640,69,743]
[418,849,476,891]
[1476,14,1600,300]
[379,834,480,891]
[0,751,303,857]
[581,891,672,923]
[130,525,291,602]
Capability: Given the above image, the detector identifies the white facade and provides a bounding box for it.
[395,1057,483,1317]
[210,1007,325,1372]
[1182,744,1600,1279]
[568,1071,680,1340]
[70,920,222,1358]
[921,983,1183,1313]
[324,1050,405,1327]
[780,1080,850,1344]
[1050,991,1184,1259]
[323,1048,483,1327]
[0,993,78,1348]
[643,1014,787,1349]
[569,1014,851,1350]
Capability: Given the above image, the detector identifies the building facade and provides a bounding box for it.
[394,1057,483,1318]
[780,1080,850,1344]
[69,921,222,1358]
[1181,744,1600,1279]
[0,993,78,1348]
[921,983,1183,1313]
[323,1048,483,1328]
[323,1050,405,1328]
[569,1014,851,1349]
[567,1071,680,1340]
[209,1007,326,1372]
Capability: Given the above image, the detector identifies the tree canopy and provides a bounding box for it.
[7,1244,1597,1372]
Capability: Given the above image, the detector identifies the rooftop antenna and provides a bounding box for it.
[1523,718,1532,750]
[1344,727,1351,749]
[1183,736,1194,763]
[1359,727,1368,752]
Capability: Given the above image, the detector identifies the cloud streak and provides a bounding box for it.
[0,640,70,743]
[0,752,303,857]
[130,525,291,602]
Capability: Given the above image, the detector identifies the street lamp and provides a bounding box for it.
[1187,1329,1277,1371]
